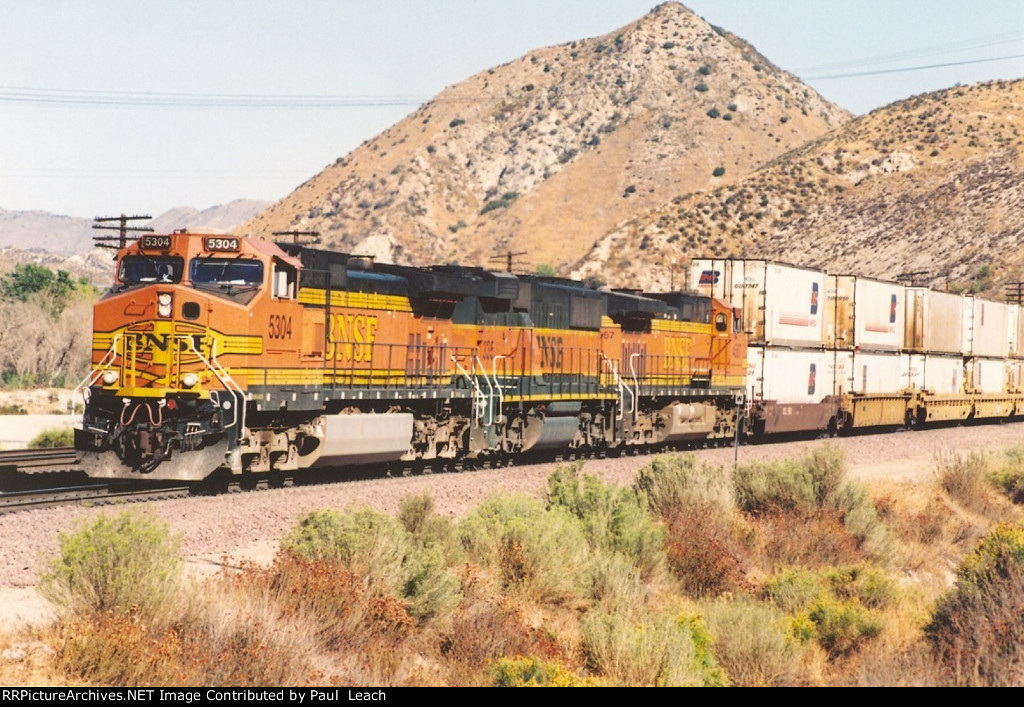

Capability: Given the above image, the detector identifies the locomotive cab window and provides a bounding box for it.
[715,312,728,333]
[119,256,184,285]
[190,258,264,287]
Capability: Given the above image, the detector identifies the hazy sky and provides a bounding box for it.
[2,0,1022,219]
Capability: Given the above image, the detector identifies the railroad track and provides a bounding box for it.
[0,482,193,513]
[0,446,78,472]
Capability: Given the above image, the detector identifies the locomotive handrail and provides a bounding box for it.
[72,332,123,408]
[186,336,246,442]
[492,355,507,424]
[602,357,633,422]
[628,353,641,414]
[452,356,486,422]
[474,355,496,426]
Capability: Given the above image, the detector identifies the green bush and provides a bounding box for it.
[937,451,992,511]
[707,107,720,119]
[546,464,665,581]
[29,426,73,448]
[734,445,846,515]
[763,565,888,657]
[40,512,181,618]
[492,657,601,686]
[989,447,1024,504]
[459,494,590,604]
[283,508,408,590]
[283,507,459,621]
[635,454,748,596]
[634,454,731,518]
[927,523,1024,685]
[712,166,726,177]
[581,605,725,686]
[805,596,884,656]
[702,598,810,686]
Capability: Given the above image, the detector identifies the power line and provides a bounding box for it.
[796,30,1024,74]
[806,53,1024,80]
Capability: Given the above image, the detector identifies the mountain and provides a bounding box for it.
[0,199,271,284]
[572,79,1024,293]
[242,2,849,271]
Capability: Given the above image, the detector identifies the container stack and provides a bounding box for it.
[691,258,1023,433]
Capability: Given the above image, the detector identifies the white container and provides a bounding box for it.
[1008,359,1024,391]
[829,275,904,351]
[920,354,965,394]
[904,288,964,354]
[690,259,826,346]
[746,346,846,404]
[963,297,1013,359]
[1009,304,1019,358]
[846,351,906,394]
[968,357,1008,394]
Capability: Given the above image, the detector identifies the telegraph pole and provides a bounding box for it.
[272,230,321,244]
[489,249,528,273]
[1005,282,1024,305]
[92,214,152,249]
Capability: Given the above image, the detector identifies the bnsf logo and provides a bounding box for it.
[130,333,204,352]
[327,313,378,362]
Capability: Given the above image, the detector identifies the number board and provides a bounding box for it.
[204,237,240,252]
[139,235,172,250]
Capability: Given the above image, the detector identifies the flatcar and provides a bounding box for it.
[74,231,747,481]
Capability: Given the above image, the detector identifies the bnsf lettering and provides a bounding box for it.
[131,333,205,353]
[537,335,564,369]
[327,313,378,362]
[268,314,293,340]
[664,337,692,358]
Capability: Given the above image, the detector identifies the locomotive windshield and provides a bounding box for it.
[119,256,185,284]
[190,258,264,287]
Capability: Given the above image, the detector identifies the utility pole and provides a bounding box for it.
[896,270,930,287]
[92,214,152,249]
[489,249,528,273]
[1005,282,1024,305]
[272,230,321,245]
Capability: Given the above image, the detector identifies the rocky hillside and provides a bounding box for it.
[572,79,1024,293]
[243,2,849,270]
[0,200,270,284]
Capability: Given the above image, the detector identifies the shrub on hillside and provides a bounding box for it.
[39,512,181,619]
[458,493,590,604]
[735,445,891,562]
[634,454,749,596]
[989,447,1024,504]
[580,604,725,686]
[28,426,73,448]
[546,464,665,581]
[937,451,997,513]
[282,507,459,621]
[926,523,1024,686]
[701,597,812,686]
[762,565,890,657]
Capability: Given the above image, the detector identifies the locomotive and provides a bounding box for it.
[74,231,747,481]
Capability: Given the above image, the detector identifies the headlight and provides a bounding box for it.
[101,370,118,386]
[181,372,199,388]
[158,292,173,317]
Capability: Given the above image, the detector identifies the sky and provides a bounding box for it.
[1,0,1022,219]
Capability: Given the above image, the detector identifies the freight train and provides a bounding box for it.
[72,231,1024,483]
[73,231,746,482]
